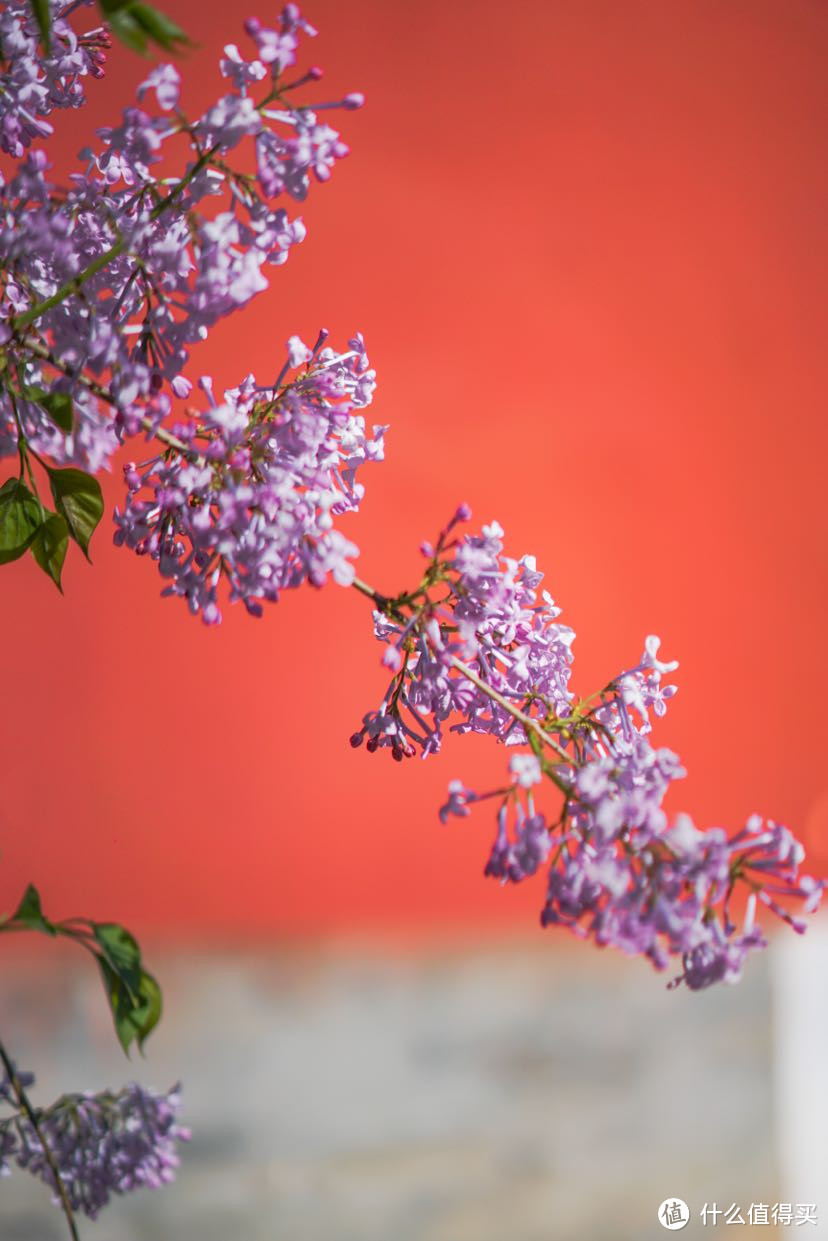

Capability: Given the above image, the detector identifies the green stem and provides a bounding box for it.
[351,575,385,605]
[349,577,572,763]
[13,141,220,333]
[0,1039,81,1241]
[8,389,27,481]
[14,237,127,332]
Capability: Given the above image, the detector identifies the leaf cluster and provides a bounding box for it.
[2,885,162,1054]
[0,378,106,589]
[0,466,104,591]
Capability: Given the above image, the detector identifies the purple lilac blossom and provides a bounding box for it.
[0,1071,189,1217]
[358,509,823,988]
[0,0,109,159]
[1,3,364,474]
[113,333,385,622]
[352,510,575,758]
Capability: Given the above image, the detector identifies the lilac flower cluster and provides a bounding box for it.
[356,508,823,987]
[0,0,109,159]
[114,331,384,621]
[1,1,367,483]
[352,509,575,757]
[0,1070,189,1218]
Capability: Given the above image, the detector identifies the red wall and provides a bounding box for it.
[2,0,827,936]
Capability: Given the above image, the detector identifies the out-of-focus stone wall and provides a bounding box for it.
[0,935,804,1240]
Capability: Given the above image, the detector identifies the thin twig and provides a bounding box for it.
[0,1039,81,1241]
[21,337,198,458]
[12,142,221,333]
[350,577,572,762]
[447,655,572,762]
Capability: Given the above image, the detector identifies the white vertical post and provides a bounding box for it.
[771,913,828,1230]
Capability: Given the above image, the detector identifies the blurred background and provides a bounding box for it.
[1,0,827,1236]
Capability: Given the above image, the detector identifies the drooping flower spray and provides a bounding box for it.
[0,2,823,1236]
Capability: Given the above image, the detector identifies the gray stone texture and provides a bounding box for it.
[0,937,791,1239]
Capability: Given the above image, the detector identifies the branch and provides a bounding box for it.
[12,142,220,333]
[448,654,572,763]
[350,577,572,762]
[0,1039,81,1241]
[18,338,199,459]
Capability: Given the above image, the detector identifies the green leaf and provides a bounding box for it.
[10,883,57,936]
[48,467,104,561]
[108,8,148,53]
[20,386,74,433]
[41,391,74,433]
[98,957,163,1054]
[128,3,190,51]
[2,889,163,1055]
[103,1,190,54]
[133,970,163,1050]
[0,478,44,565]
[93,922,142,991]
[93,921,163,1053]
[30,0,51,50]
[31,511,69,591]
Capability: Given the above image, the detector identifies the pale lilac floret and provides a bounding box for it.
[136,64,181,111]
[510,753,542,788]
[0,1072,190,1218]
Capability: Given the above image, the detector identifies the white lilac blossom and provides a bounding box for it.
[357,509,823,988]
[0,1070,190,1218]
[1,1,364,477]
[114,332,385,622]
